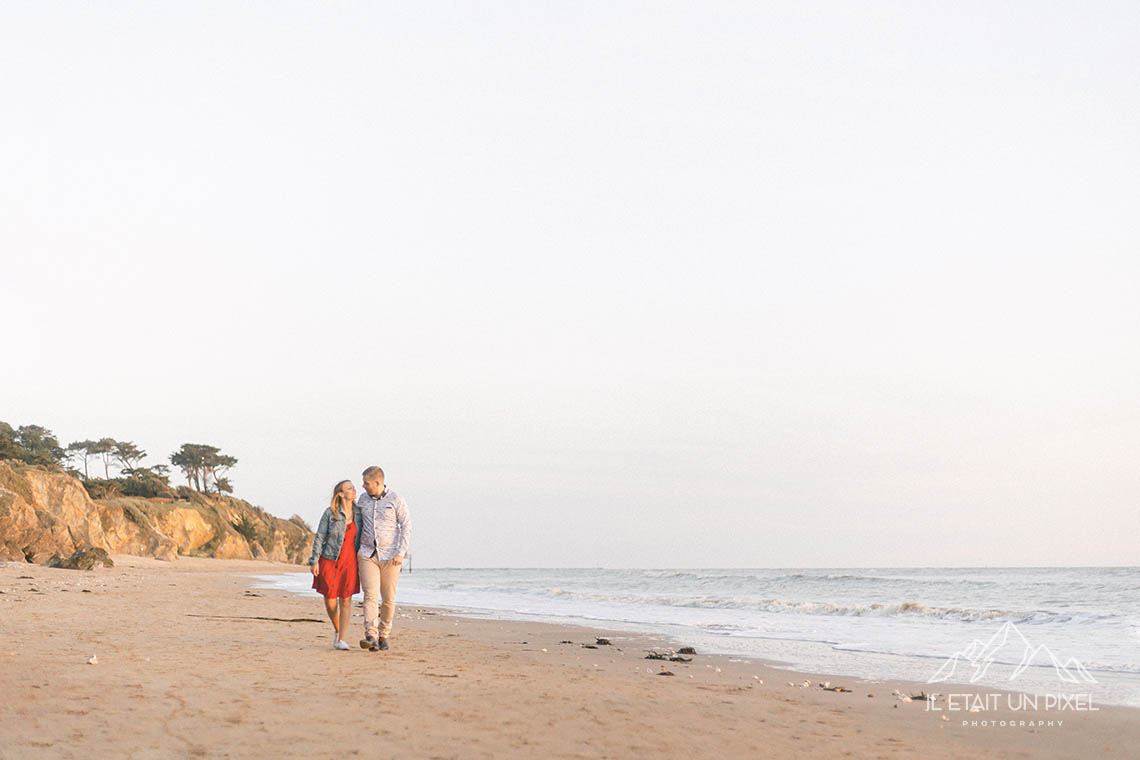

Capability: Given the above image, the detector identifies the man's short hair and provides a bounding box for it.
[362,465,385,482]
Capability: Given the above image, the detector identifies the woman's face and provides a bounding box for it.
[339,483,357,503]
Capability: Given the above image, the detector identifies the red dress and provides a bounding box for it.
[311,521,360,599]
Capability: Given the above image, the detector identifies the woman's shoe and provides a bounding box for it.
[334,640,350,651]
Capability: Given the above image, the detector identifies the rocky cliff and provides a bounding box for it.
[0,460,313,564]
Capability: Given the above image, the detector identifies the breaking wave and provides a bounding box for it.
[544,589,1083,623]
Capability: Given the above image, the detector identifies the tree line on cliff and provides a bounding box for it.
[1,421,238,500]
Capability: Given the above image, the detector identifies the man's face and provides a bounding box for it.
[362,476,384,497]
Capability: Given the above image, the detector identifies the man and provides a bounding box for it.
[356,465,411,651]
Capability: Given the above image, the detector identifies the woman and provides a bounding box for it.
[309,479,361,650]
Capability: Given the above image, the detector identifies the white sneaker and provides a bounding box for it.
[334,640,350,650]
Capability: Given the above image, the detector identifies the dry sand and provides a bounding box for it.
[0,556,1134,759]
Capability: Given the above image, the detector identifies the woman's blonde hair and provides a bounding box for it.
[330,480,353,520]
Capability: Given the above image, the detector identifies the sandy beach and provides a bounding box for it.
[0,556,1135,759]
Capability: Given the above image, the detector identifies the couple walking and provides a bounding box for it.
[308,465,410,652]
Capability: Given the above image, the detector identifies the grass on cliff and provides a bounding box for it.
[0,461,37,507]
[97,499,157,530]
[98,491,310,559]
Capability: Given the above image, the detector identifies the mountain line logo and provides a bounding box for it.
[927,621,1098,685]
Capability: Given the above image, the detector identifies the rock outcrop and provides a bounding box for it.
[152,507,215,552]
[47,547,114,570]
[97,500,180,561]
[0,461,313,565]
[0,461,121,562]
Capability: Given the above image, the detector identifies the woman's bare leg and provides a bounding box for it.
[337,597,353,641]
[323,596,339,633]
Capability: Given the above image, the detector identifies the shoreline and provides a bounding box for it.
[254,568,1140,710]
[377,602,1138,709]
[1,555,1136,759]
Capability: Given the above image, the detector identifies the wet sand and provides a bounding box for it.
[0,556,1135,759]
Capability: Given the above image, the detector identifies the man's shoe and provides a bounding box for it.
[377,637,390,651]
[359,636,379,651]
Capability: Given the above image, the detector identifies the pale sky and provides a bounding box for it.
[3,1,1138,567]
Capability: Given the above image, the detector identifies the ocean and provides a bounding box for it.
[253,566,1140,707]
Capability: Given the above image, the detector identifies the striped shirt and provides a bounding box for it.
[356,487,411,561]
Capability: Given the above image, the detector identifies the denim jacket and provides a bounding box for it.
[308,505,362,565]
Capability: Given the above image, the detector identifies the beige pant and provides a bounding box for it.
[358,554,401,639]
